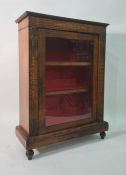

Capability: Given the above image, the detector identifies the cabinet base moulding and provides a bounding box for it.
[16,121,108,150]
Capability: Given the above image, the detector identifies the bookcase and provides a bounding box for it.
[15,11,109,160]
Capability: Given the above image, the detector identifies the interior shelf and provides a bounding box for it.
[46,61,92,66]
[46,88,88,96]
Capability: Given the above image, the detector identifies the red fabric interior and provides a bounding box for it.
[45,37,93,126]
[46,113,91,126]
[45,93,92,126]
[46,67,91,92]
[46,37,93,62]
[46,93,91,116]
[45,66,92,126]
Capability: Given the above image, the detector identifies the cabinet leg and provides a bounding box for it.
[100,132,106,139]
[26,149,34,160]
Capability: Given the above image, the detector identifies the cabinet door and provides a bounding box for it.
[37,29,99,134]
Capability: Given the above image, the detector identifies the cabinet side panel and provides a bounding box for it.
[19,27,29,133]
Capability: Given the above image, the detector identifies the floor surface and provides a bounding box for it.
[0,117,126,175]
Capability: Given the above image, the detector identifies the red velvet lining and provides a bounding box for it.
[45,37,93,126]
[46,37,93,62]
[45,93,92,126]
[46,93,91,116]
[46,113,91,126]
[46,67,91,92]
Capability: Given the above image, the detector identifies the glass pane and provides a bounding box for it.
[45,37,94,126]
[46,67,90,91]
[46,37,93,62]
[46,93,92,126]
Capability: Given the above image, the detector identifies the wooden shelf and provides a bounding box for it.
[46,61,91,66]
[46,88,88,96]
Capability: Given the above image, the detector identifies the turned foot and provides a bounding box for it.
[100,132,106,139]
[26,150,34,160]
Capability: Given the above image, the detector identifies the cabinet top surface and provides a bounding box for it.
[16,11,109,27]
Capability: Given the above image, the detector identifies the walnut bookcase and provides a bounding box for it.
[15,11,109,160]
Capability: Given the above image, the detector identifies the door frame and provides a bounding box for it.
[37,28,99,134]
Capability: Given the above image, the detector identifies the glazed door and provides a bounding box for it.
[38,29,99,134]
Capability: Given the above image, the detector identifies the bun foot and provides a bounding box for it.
[26,149,34,160]
[100,132,106,139]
